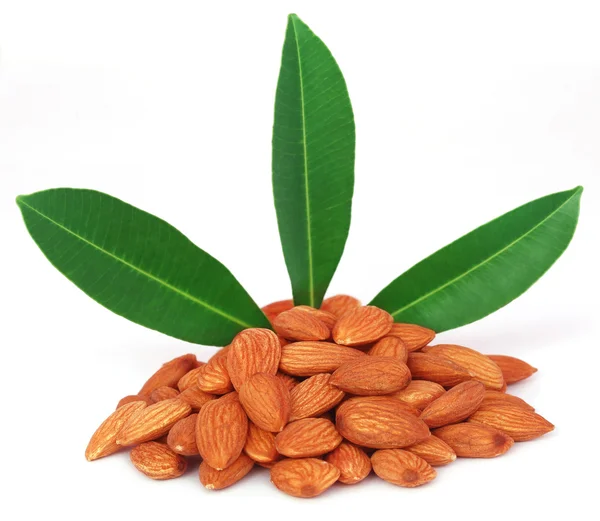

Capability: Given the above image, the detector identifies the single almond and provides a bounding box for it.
[343,396,421,417]
[244,423,280,464]
[270,458,340,498]
[368,336,408,362]
[197,349,233,395]
[487,355,538,384]
[325,442,371,484]
[332,306,393,346]
[167,414,199,456]
[371,449,436,487]
[177,385,216,411]
[480,390,534,411]
[294,306,338,329]
[273,308,331,341]
[423,344,504,390]
[420,381,486,428]
[405,435,456,466]
[130,441,187,480]
[289,373,345,421]
[200,454,255,490]
[320,294,361,317]
[139,354,198,396]
[277,371,299,392]
[261,299,294,322]
[85,401,147,461]
[279,341,366,376]
[330,356,411,395]
[434,423,514,458]
[336,396,430,449]
[227,328,281,390]
[196,393,248,470]
[469,404,554,442]
[116,394,152,409]
[150,386,180,403]
[238,372,291,432]
[388,380,446,410]
[388,323,436,351]
[177,365,206,392]
[407,352,472,388]
[275,418,342,458]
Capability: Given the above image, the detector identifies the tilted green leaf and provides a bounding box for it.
[370,186,583,332]
[272,14,355,308]
[17,188,270,345]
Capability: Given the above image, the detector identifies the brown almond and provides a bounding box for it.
[407,352,472,388]
[150,386,180,403]
[420,381,486,428]
[388,380,446,410]
[177,365,206,392]
[325,442,371,484]
[244,423,280,464]
[320,294,361,318]
[332,306,393,346]
[480,390,534,411]
[469,404,554,442]
[368,336,408,362]
[116,394,152,409]
[200,454,254,490]
[330,356,411,395]
[197,350,233,395]
[295,306,338,329]
[275,418,342,458]
[167,414,199,456]
[227,328,281,390]
[371,449,436,487]
[270,458,340,498]
[139,354,198,396]
[261,299,294,323]
[177,385,216,411]
[279,341,366,376]
[277,372,300,392]
[434,423,514,458]
[273,308,330,341]
[289,373,345,421]
[388,323,436,351]
[487,355,538,384]
[405,435,456,466]
[196,393,248,470]
[238,373,291,432]
[130,441,187,480]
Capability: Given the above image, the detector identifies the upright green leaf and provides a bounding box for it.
[17,188,270,345]
[370,187,583,332]
[272,14,355,308]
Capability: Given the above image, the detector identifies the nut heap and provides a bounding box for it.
[86,295,552,498]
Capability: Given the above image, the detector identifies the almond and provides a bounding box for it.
[487,355,538,384]
[368,336,408,362]
[434,423,514,458]
[405,435,456,466]
[320,294,361,317]
[289,373,345,421]
[423,344,504,390]
[167,414,199,456]
[116,398,191,446]
[420,381,486,428]
[197,349,233,395]
[279,341,366,376]
[275,418,342,457]
[116,394,152,409]
[200,454,254,490]
[244,423,280,464]
[407,352,472,388]
[261,299,294,323]
[85,401,147,461]
[388,380,446,410]
[196,393,248,470]
[277,371,299,392]
[371,449,436,487]
[273,308,330,341]
[330,356,411,395]
[130,441,187,480]
[270,458,340,498]
[469,404,554,442]
[139,354,198,396]
[177,365,206,392]
[177,385,216,411]
[325,442,371,484]
[332,306,393,346]
[344,396,421,417]
[336,396,430,448]
[150,386,180,403]
[388,323,435,351]
[480,390,534,411]
[227,328,281,390]
[238,373,291,432]
[295,305,338,329]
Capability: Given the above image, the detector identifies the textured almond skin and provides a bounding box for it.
[167,414,199,456]
[150,386,180,403]
[368,336,408,362]
[469,404,554,442]
[295,306,338,329]
[227,328,281,391]
[423,344,504,390]
[196,393,248,470]
[480,390,534,411]
[388,323,436,351]
[405,435,456,466]
[325,442,371,484]
[347,396,421,417]
[388,380,446,410]
[372,449,436,487]
[270,458,340,498]
[487,355,538,384]
[177,386,216,411]
[407,352,472,388]
[277,372,299,392]
[330,356,411,395]
[139,354,198,396]
[320,294,361,318]
[86,401,147,461]
[244,423,279,464]
[238,373,291,432]
[289,373,345,421]
[279,341,366,376]
[117,398,191,446]
[336,396,430,448]
[197,349,233,395]
[275,418,342,457]
[130,442,187,480]
[200,454,254,490]
[273,308,331,341]
[261,299,294,323]
[177,365,206,392]
[116,394,152,409]
[434,423,514,458]
[420,381,486,428]
[333,306,393,346]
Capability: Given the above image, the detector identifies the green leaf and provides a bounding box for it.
[370,186,583,332]
[272,14,355,308]
[16,188,270,345]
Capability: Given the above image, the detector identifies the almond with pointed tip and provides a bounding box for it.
[434,423,514,457]
[244,423,280,464]
[261,299,294,322]
[333,306,393,346]
[295,306,338,329]
[279,341,366,376]
[405,435,456,466]
[325,442,371,484]
[177,365,206,392]
[116,394,152,409]
[273,308,331,341]
[177,385,215,411]
[469,404,554,441]
[371,449,436,487]
[275,418,342,458]
[276,372,299,392]
[368,336,408,362]
[197,349,233,395]
[420,380,485,428]
[388,380,446,410]
[388,323,436,351]
[270,458,340,498]
[200,454,254,490]
[480,390,534,411]
[289,373,345,421]
[320,294,361,317]
[139,354,198,396]
[330,356,411,396]
[344,396,421,417]
[407,352,472,388]
[167,413,199,456]
[238,372,290,432]
[487,355,538,384]
[150,386,180,403]
[130,442,187,480]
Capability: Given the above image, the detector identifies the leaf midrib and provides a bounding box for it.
[17,197,253,328]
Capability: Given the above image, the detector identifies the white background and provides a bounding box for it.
[1,1,599,519]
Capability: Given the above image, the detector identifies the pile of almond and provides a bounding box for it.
[86,295,551,498]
